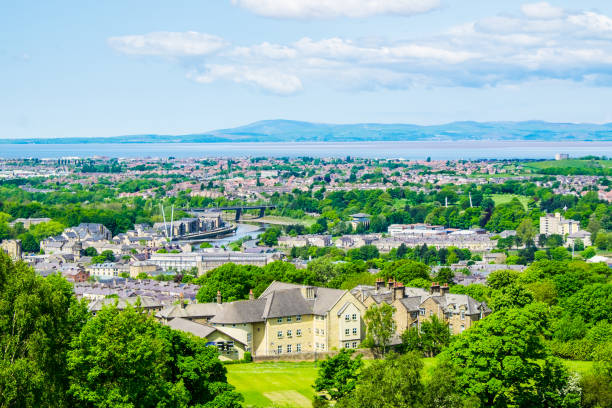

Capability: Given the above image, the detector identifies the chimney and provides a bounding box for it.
[179,292,185,309]
[387,279,395,290]
[216,290,222,304]
[393,282,405,301]
[376,278,384,291]
[441,283,450,295]
[430,281,440,295]
[249,289,254,300]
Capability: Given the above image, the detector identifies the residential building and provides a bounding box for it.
[8,217,51,228]
[156,281,367,357]
[1,239,22,260]
[354,279,491,336]
[566,230,592,247]
[148,250,281,275]
[166,317,248,361]
[278,234,332,248]
[87,296,165,315]
[540,213,581,236]
[349,213,370,230]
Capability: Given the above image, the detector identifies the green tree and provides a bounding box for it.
[68,304,242,408]
[313,349,362,405]
[516,218,537,245]
[0,252,88,408]
[420,315,451,357]
[336,352,425,408]
[363,303,395,357]
[438,303,580,408]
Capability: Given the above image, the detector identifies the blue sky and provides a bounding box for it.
[2,0,612,138]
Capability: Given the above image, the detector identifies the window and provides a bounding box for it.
[460,325,465,333]
[277,331,283,338]
[315,343,319,349]
[277,345,282,354]
[232,324,236,327]
[345,342,350,348]
[296,329,302,337]
[315,328,319,335]
[460,311,465,320]
[429,311,434,317]
[296,343,301,352]
[287,316,292,322]
[287,330,292,338]
[345,329,350,336]
[321,344,325,350]
[352,342,357,348]
[321,329,324,335]
[419,308,425,316]
[352,314,357,321]
[345,314,350,321]
[296,315,302,321]
[287,344,292,353]
[247,333,252,342]
[277,318,282,323]
[352,328,357,335]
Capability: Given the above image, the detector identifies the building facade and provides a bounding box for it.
[540,213,581,236]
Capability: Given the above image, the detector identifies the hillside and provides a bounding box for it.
[2,120,612,144]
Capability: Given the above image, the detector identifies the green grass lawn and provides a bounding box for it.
[490,194,530,209]
[227,362,318,407]
[563,360,593,376]
[256,215,316,227]
[226,357,437,407]
[525,159,612,170]
[227,358,591,407]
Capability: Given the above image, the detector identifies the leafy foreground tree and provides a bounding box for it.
[581,343,612,408]
[362,303,396,357]
[313,349,363,406]
[336,352,425,408]
[68,304,243,408]
[437,303,581,408]
[401,314,450,357]
[0,252,88,408]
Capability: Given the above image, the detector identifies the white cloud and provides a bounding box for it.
[190,65,303,95]
[521,2,564,20]
[230,0,440,18]
[110,5,612,93]
[108,31,228,56]
[568,11,612,33]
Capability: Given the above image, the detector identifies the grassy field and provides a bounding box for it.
[226,362,318,408]
[253,216,316,227]
[525,159,612,170]
[490,194,530,209]
[227,358,591,407]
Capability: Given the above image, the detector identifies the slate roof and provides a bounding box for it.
[209,298,268,324]
[157,303,225,320]
[166,318,247,345]
[88,296,164,312]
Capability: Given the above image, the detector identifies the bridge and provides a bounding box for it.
[185,205,277,221]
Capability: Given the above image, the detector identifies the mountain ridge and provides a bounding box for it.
[2,120,612,144]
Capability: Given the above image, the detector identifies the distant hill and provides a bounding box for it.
[3,120,612,144]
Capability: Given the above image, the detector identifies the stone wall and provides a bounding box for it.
[252,348,374,362]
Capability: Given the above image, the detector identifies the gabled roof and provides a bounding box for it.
[397,296,422,312]
[209,298,267,324]
[156,302,224,319]
[166,317,247,346]
[88,296,163,312]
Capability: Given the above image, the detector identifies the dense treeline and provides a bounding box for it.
[313,258,612,408]
[0,252,242,408]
